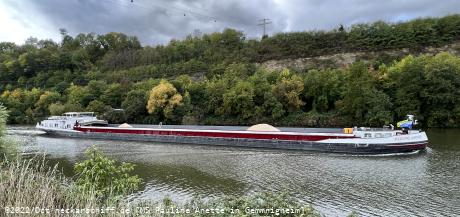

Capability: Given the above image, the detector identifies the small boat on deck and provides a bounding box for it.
[36,113,428,154]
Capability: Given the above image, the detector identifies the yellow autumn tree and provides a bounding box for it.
[146,80,183,120]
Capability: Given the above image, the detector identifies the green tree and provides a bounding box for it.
[260,92,285,120]
[103,108,127,124]
[52,81,70,94]
[48,102,84,115]
[204,79,229,115]
[303,69,344,112]
[222,81,255,120]
[34,91,61,117]
[272,69,305,113]
[171,74,193,94]
[249,69,284,120]
[66,84,91,107]
[422,52,460,127]
[74,147,141,199]
[121,89,148,123]
[221,63,255,82]
[86,100,108,116]
[101,83,124,108]
[340,62,392,126]
[86,80,108,102]
[48,102,66,116]
[386,55,426,120]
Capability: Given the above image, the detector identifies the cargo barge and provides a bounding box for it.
[36,112,428,154]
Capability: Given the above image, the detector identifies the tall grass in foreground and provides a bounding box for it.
[0,156,324,217]
[0,157,106,216]
[0,152,140,217]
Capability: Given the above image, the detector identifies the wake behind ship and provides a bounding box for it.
[36,112,428,154]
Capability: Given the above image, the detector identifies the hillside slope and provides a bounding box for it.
[261,41,460,71]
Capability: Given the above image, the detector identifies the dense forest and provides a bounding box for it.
[1,15,460,127]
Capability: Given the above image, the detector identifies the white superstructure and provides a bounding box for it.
[317,127,428,147]
[36,112,108,133]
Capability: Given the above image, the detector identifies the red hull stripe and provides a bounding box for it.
[74,127,353,141]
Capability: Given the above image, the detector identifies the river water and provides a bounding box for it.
[3,126,460,216]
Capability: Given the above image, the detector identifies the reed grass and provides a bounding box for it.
[0,156,324,217]
[0,157,128,217]
[0,156,184,217]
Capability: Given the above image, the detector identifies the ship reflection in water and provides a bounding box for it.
[5,126,460,217]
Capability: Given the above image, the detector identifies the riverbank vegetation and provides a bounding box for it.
[1,160,322,217]
[0,104,15,160]
[1,15,460,127]
[0,158,321,217]
[0,146,141,215]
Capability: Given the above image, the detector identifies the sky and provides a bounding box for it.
[1,0,460,46]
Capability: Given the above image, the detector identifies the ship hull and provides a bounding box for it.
[37,125,428,154]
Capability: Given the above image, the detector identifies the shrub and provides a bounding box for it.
[74,146,142,200]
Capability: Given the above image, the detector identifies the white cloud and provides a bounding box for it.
[0,0,60,44]
[1,0,460,45]
[275,0,460,32]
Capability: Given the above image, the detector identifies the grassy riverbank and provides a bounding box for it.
[0,158,106,215]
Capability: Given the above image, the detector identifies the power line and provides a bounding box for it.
[257,18,272,37]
